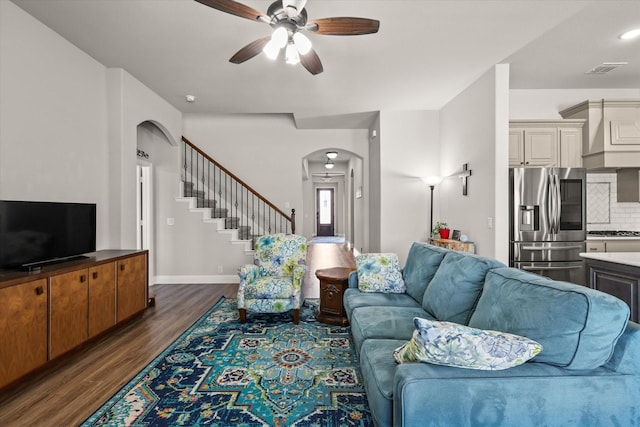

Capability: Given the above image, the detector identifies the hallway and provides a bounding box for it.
[304,242,356,299]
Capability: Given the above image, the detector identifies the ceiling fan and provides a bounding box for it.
[194,0,380,75]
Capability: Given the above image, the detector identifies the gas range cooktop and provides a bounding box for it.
[588,230,640,237]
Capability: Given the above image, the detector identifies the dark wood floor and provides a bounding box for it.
[0,242,354,426]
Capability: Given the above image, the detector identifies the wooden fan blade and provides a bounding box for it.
[194,0,267,22]
[300,48,323,75]
[229,36,271,64]
[307,17,380,35]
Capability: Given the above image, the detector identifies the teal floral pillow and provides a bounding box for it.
[394,317,542,370]
[356,253,406,293]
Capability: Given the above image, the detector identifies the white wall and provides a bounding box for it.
[108,69,182,249]
[368,115,381,252]
[378,110,440,264]
[0,0,110,248]
[1,1,181,260]
[439,65,510,262]
[510,89,640,119]
[182,114,369,241]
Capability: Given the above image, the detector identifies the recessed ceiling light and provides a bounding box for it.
[185,95,196,103]
[619,28,640,40]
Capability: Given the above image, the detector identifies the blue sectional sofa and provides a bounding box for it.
[345,242,640,427]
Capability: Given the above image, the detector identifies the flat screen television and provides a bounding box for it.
[0,200,96,270]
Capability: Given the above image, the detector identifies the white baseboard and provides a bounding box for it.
[151,275,239,285]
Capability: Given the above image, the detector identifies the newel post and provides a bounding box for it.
[291,209,296,234]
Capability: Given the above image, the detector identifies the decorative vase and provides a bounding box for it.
[439,229,450,239]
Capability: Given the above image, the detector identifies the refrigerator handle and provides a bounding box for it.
[547,173,556,233]
[555,174,562,232]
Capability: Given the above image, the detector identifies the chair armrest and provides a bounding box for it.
[238,264,261,285]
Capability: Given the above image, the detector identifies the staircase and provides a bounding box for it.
[177,137,295,252]
[182,181,253,242]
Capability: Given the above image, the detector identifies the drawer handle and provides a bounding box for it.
[80,275,87,283]
[35,286,44,295]
[93,272,99,279]
[120,264,125,271]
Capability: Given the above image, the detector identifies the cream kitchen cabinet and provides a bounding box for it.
[509,120,585,168]
[560,99,640,170]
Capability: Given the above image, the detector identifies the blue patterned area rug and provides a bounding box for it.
[81,298,373,426]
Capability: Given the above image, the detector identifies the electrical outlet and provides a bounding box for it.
[167,218,175,226]
[217,265,223,273]
[487,217,493,229]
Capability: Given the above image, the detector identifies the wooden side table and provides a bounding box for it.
[315,267,354,326]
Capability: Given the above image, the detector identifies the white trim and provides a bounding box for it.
[152,275,240,285]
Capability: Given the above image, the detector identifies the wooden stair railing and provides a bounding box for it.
[181,136,295,244]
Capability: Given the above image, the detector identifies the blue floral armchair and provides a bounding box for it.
[237,234,307,324]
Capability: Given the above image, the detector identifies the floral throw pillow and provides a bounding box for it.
[394,317,542,370]
[355,253,406,293]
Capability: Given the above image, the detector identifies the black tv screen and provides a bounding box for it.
[0,200,96,269]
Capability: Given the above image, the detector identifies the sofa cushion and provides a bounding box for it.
[343,288,420,320]
[355,253,406,293]
[393,317,542,370]
[350,306,435,354]
[469,267,630,370]
[359,339,407,427]
[422,251,504,324]
[402,242,449,302]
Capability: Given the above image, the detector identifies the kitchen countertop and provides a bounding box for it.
[580,252,640,268]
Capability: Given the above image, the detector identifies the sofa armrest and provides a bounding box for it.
[392,362,638,427]
[348,270,359,288]
[604,320,640,374]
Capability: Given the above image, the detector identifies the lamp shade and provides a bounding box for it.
[422,176,442,186]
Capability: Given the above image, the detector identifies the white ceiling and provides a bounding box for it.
[10,0,640,125]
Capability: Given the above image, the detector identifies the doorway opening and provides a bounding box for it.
[136,163,151,251]
[316,188,335,236]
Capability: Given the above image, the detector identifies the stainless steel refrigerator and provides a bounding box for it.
[509,167,587,285]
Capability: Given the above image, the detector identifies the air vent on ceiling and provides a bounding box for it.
[585,62,628,74]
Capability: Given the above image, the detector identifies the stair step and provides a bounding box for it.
[238,227,252,240]
[184,188,203,198]
[225,217,240,228]
[211,208,228,218]
[196,198,217,208]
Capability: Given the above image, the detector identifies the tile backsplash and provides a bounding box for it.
[587,173,640,231]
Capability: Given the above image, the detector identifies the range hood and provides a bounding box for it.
[617,169,640,203]
[560,99,640,170]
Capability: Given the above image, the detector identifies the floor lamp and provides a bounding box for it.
[423,176,442,238]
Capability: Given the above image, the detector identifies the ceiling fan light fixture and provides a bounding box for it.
[285,43,300,65]
[263,39,280,60]
[271,27,288,48]
[293,32,312,55]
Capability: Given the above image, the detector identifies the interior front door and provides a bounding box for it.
[316,188,335,236]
